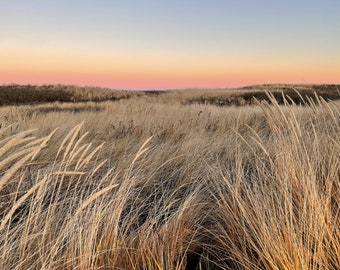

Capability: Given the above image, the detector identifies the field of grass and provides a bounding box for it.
[0,85,339,269]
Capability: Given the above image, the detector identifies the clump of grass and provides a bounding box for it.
[206,95,340,269]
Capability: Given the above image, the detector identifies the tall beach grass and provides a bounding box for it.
[0,93,339,269]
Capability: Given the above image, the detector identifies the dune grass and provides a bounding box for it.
[0,91,339,269]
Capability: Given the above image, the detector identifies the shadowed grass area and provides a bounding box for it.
[184,84,340,106]
[0,92,339,269]
[0,84,133,106]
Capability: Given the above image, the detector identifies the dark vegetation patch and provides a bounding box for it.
[185,84,340,106]
[0,84,132,106]
[141,90,166,96]
[0,85,73,105]
[242,85,340,105]
[33,105,105,115]
[185,95,253,106]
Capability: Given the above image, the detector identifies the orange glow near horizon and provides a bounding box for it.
[2,69,339,90]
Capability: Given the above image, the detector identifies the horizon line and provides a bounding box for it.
[1,82,340,92]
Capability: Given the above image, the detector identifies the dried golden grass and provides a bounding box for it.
[0,92,339,269]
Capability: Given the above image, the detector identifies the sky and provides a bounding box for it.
[0,0,339,90]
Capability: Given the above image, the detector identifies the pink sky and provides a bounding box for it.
[1,44,338,90]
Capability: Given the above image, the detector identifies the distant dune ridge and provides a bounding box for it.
[0,83,339,106]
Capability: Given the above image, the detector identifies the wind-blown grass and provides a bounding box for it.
[0,93,339,269]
